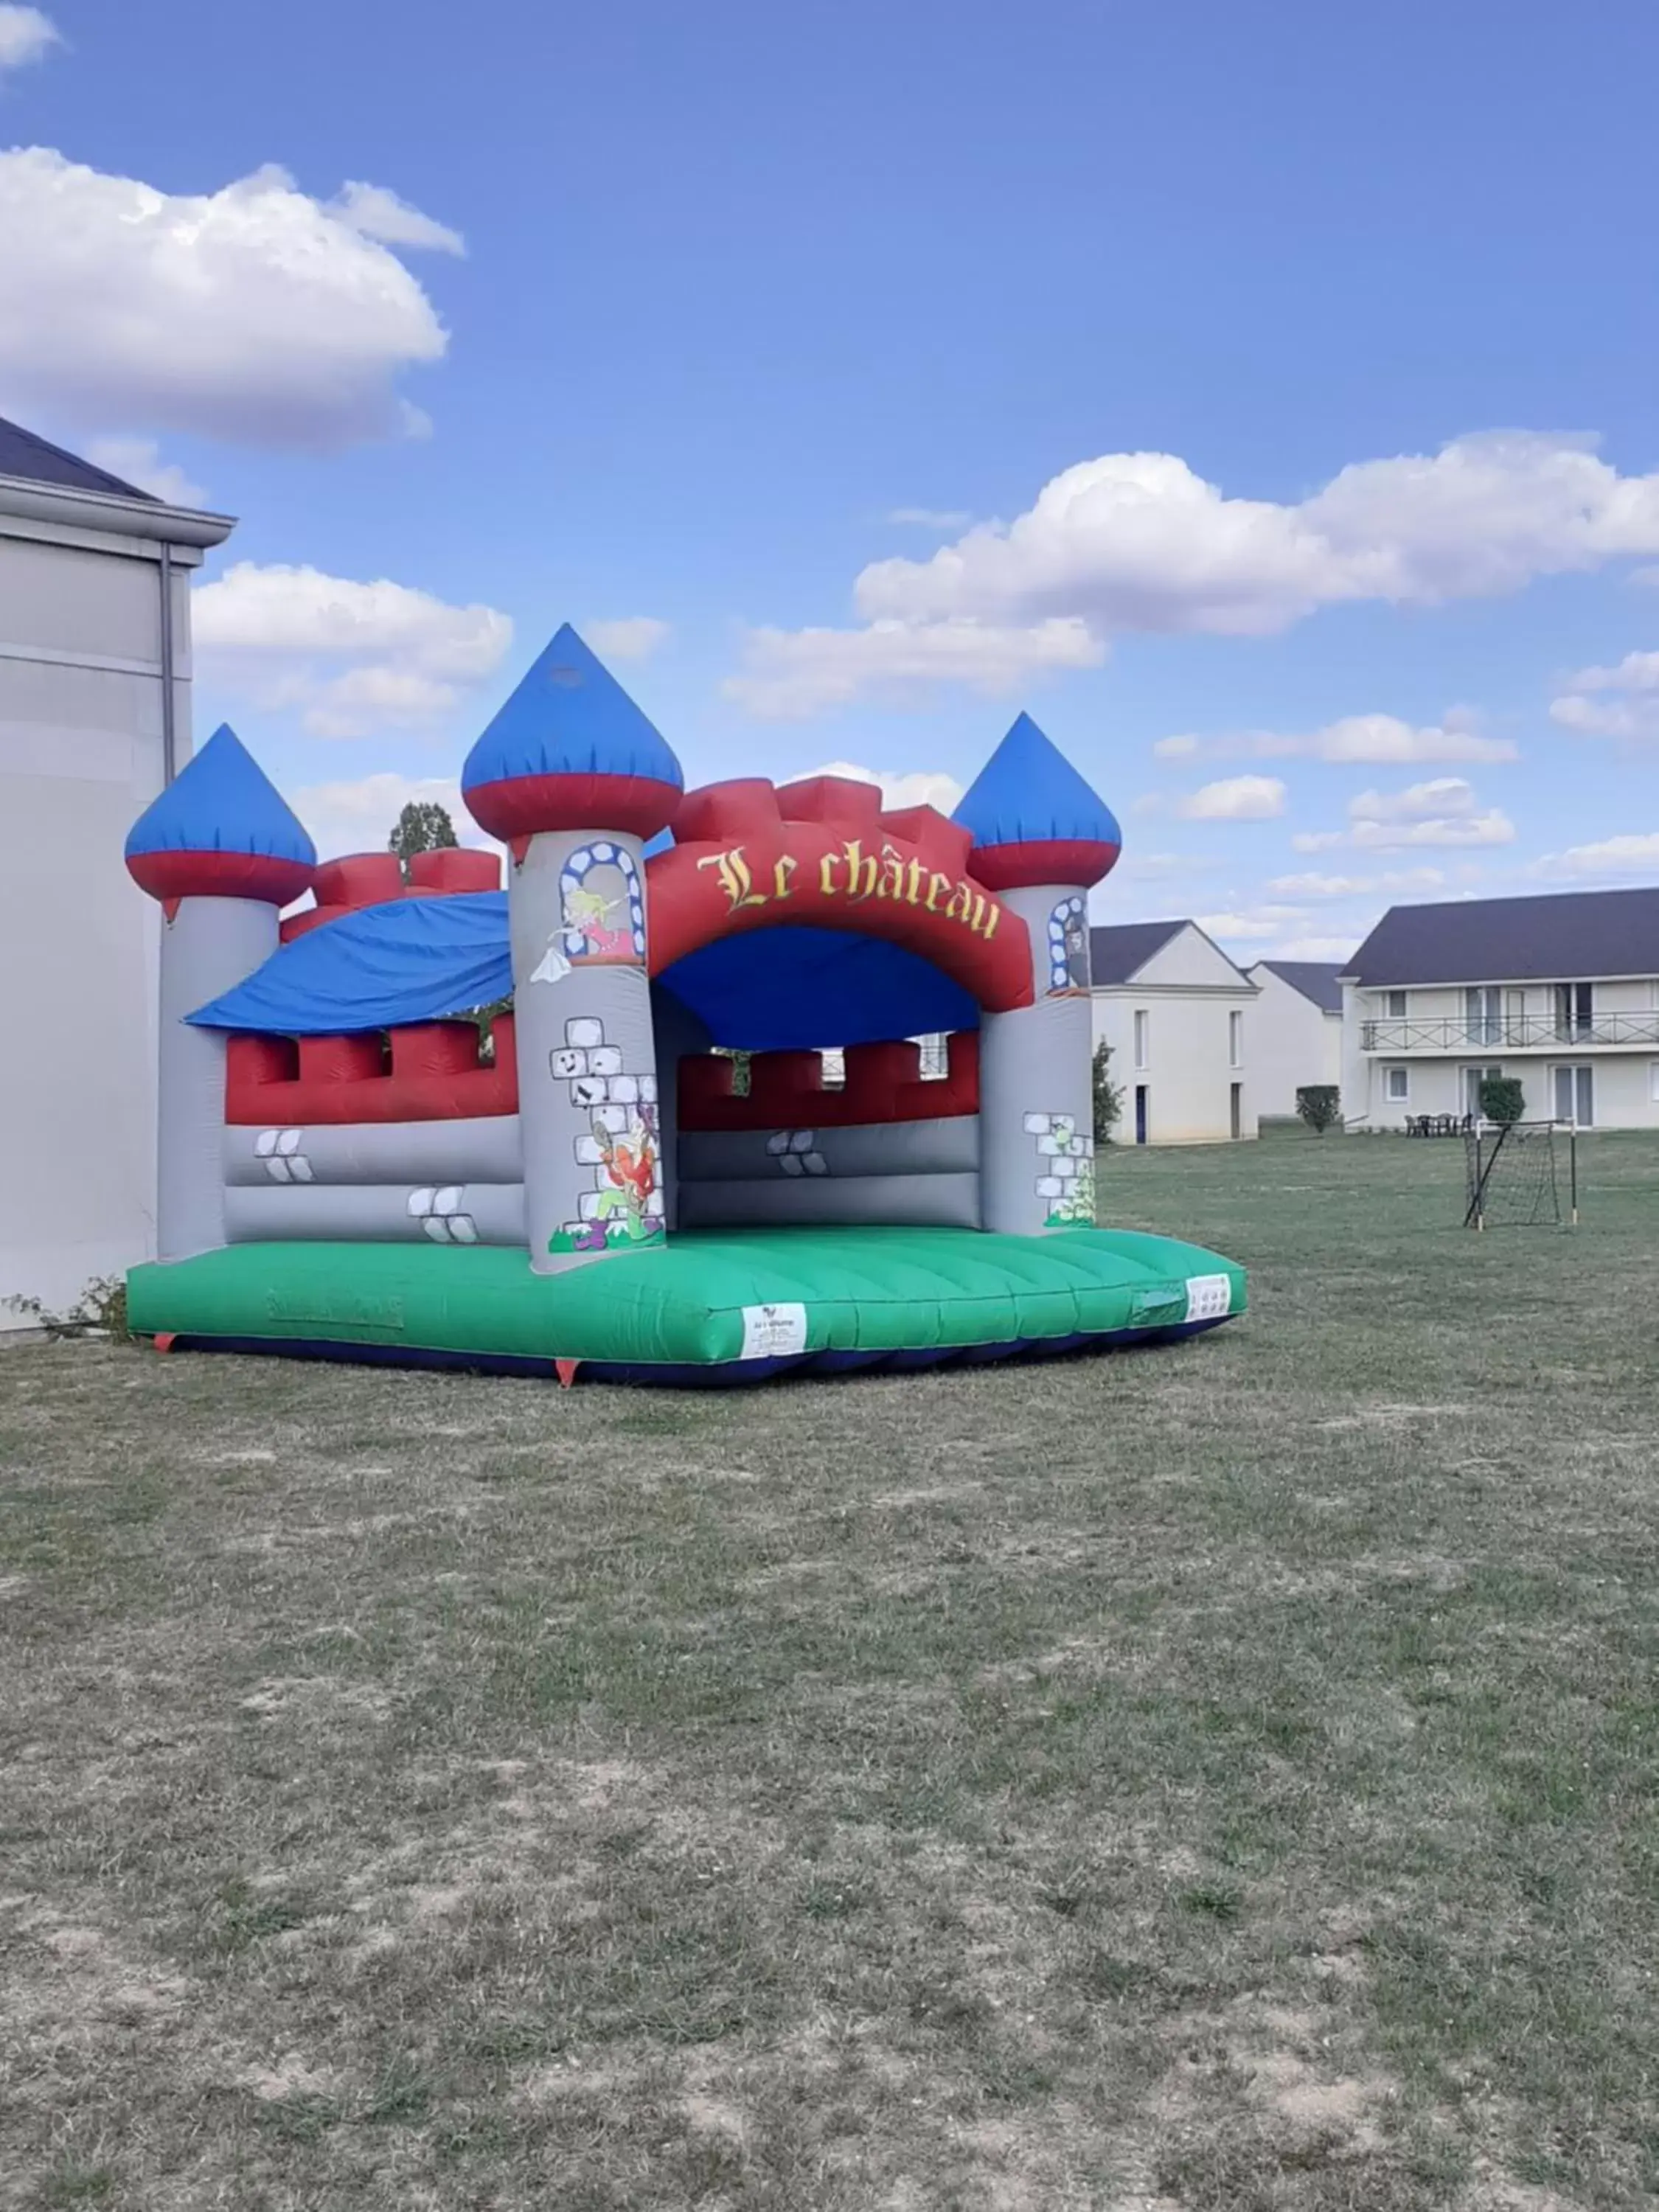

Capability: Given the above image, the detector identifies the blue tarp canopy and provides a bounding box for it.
[188,894,512,1034]
[189,897,977,1048]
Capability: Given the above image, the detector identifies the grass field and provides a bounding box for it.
[2,1130,1655,2211]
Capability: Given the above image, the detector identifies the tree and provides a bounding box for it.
[389,800,458,880]
[1295,1085,1341,1135]
[1091,1038,1122,1146]
[1479,1075,1525,1125]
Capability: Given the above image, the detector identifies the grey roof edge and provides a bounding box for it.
[1344,885,1659,988]
[0,470,236,549]
[1091,917,1258,989]
[1248,959,1345,1013]
[0,414,234,547]
[0,413,155,498]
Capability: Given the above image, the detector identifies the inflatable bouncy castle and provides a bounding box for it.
[125,626,1245,1384]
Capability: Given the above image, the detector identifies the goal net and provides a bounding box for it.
[1463,1119,1574,1229]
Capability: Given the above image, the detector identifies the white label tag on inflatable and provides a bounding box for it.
[740,1301,808,1361]
[1184,1273,1232,1322]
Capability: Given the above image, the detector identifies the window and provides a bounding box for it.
[1649,1061,1659,1102]
[1465,986,1501,1047]
[1554,1065,1594,1127]
[1384,990,1408,1019]
[1555,983,1593,1043]
[1385,1065,1410,1103]
[1228,1010,1243,1067]
[1133,1009,1150,1071]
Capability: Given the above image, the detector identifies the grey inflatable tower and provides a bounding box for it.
[461,626,684,1273]
[125,725,317,1261]
[950,713,1123,1237]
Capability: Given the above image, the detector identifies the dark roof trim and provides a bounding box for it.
[1088,918,1186,983]
[1253,959,1344,1013]
[0,414,154,501]
[1091,917,1256,988]
[1346,886,1659,988]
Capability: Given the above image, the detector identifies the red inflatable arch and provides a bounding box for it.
[644,775,1034,1011]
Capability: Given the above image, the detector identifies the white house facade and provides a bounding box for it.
[1091,920,1259,1144]
[0,418,234,1329]
[1242,960,1344,1119]
[1340,888,1659,1132]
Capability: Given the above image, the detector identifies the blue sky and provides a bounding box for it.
[5,0,1659,960]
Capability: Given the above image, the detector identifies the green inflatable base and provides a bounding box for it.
[127,1224,1245,1386]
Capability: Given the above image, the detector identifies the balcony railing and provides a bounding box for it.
[1361,1014,1659,1051]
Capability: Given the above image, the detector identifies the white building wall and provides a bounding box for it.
[0,490,229,1328]
[1342,975,1659,1131]
[1242,965,1341,1118]
[1093,925,1258,1145]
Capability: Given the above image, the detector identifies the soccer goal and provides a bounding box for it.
[1463,1119,1578,1230]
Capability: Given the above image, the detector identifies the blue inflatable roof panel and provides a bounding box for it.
[658,927,980,1051]
[125,724,316,865]
[952,712,1120,852]
[462,624,683,797]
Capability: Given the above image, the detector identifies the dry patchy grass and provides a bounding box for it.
[1,1130,1655,2209]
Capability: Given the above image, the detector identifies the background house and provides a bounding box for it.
[1242,960,1344,1119]
[1091,920,1258,1144]
[0,417,232,1329]
[1340,888,1659,1130]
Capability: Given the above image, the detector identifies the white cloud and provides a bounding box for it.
[1153,711,1517,766]
[194,562,512,738]
[1531,831,1659,881]
[1266,866,1446,900]
[291,771,498,864]
[1176,774,1287,822]
[1197,905,1307,941]
[1549,649,1659,741]
[1118,850,1218,880]
[82,435,206,509]
[583,616,671,662]
[0,6,57,77]
[0,150,459,449]
[328,181,465,256]
[1353,810,1514,850]
[1346,776,1477,822]
[1270,935,1363,963]
[735,428,1659,716]
[1294,779,1515,854]
[855,432,1659,638]
[886,507,973,529]
[797,760,964,815]
[723,616,1103,720]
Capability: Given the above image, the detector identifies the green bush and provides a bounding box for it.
[1092,1039,1122,1146]
[1295,1085,1341,1135]
[1479,1075,1525,1124]
[4,1274,129,1340]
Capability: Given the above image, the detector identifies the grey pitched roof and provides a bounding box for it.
[1255,959,1344,1013]
[0,414,156,501]
[1345,887,1659,987]
[1088,919,1186,984]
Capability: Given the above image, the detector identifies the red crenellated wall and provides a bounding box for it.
[678,1031,978,1131]
[280,845,502,942]
[227,1016,518,1124]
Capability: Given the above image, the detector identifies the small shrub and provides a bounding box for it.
[1479,1075,1525,1124]
[1092,1039,1122,1146]
[1295,1084,1341,1135]
[4,1275,130,1340]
